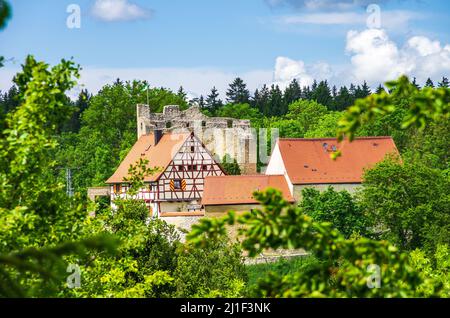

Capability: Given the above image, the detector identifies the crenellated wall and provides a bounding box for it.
[136,104,257,174]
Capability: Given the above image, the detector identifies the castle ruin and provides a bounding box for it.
[136,104,257,174]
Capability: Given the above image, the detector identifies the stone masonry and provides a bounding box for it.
[137,104,257,174]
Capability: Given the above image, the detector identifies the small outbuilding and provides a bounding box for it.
[202,175,295,216]
[265,136,400,200]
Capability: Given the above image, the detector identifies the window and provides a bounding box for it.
[227,120,233,128]
[190,145,195,152]
[166,121,172,129]
[114,184,121,193]
[178,165,183,171]
[202,165,209,171]
[173,179,182,190]
[187,165,197,171]
[202,121,206,127]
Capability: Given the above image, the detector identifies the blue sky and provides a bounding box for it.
[0,0,449,98]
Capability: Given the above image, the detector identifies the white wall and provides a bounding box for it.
[265,141,294,196]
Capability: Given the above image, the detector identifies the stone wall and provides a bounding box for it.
[137,104,257,174]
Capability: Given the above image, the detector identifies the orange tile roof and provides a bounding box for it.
[106,132,190,184]
[277,136,399,185]
[202,175,295,205]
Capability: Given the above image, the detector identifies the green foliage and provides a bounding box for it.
[175,238,247,297]
[221,154,241,175]
[337,76,449,143]
[311,80,333,109]
[123,158,161,196]
[62,89,91,133]
[0,0,11,31]
[0,55,117,297]
[216,103,261,120]
[403,117,450,170]
[360,157,450,252]
[0,234,118,297]
[300,187,368,238]
[260,117,304,138]
[304,111,344,138]
[0,85,19,131]
[57,80,185,193]
[205,86,223,113]
[0,56,82,245]
[286,99,328,133]
[188,189,435,297]
[245,256,319,297]
[226,77,250,105]
[72,200,180,298]
[410,245,450,297]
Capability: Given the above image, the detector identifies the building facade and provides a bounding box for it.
[137,104,257,174]
[106,131,225,216]
[265,136,400,201]
[202,174,295,216]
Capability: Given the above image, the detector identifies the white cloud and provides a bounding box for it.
[1,29,448,101]
[273,56,333,89]
[1,66,273,100]
[273,57,313,88]
[346,29,450,86]
[278,10,422,30]
[266,0,385,11]
[91,0,152,22]
[281,12,363,25]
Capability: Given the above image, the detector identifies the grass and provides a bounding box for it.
[244,255,319,296]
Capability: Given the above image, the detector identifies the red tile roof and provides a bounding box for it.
[202,175,295,205]
[277,137,399,185]
[106,132,190,184]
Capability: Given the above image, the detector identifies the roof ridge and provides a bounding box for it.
[279,136,393,141]
[205,174,284,178]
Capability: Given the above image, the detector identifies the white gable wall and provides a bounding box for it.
[265,141,294,197]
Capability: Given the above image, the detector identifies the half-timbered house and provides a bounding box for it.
[106,130,225,216]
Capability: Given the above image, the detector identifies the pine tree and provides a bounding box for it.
[252,88,260,109]
[412,77,421,89]
[0,85,20,131]
[424,78,434,88]
[205,87,223,113]
[311,80,318,92]
[438,77,449,88]
[359,81,371,97]
[62,89,90,133]
[283,79,302,106]
[349,83,357,97]
[226,77,250,104]
[332,85,338,99]
[375,84,385,94]
[302,86,312,100]
[311,80,333,109]
[198,95,205,108]
[177,86,187,100]
[0,85,19,115]
[253,84,270,116]
[269,84,285,116]
[334,86,353,111]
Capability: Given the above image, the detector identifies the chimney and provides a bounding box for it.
[154,129,163,145]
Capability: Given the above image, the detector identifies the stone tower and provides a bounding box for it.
[136,104,257,174]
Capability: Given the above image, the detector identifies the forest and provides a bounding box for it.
[0,0,450,298]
